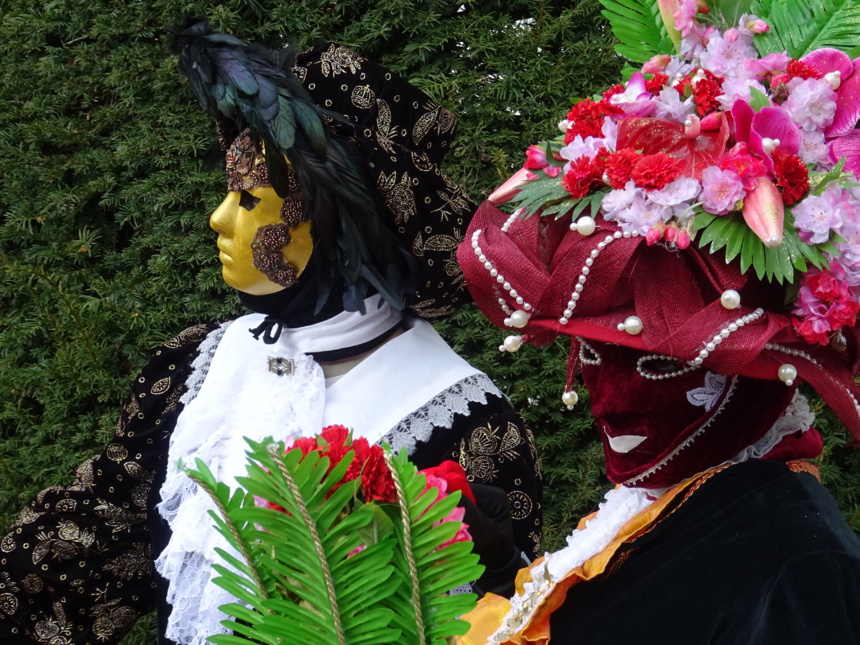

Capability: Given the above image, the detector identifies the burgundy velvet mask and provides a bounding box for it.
[581,342,798,488]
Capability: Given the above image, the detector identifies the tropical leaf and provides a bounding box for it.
[184,438,482,645]
[510,176,575,218]
[598,0,675,63]
[381,450,483,645]
[751,0,860,58]
[692,210,834,284]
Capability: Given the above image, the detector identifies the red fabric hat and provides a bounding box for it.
[458,201,860,439]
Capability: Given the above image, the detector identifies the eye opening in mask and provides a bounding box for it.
[636,354,700,380]
[239,190,262,212]
[577,338,603,366]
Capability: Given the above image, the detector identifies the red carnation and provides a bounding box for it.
[602,84,625,100]
[603,148,641,189]
[561,156,602,198]
[772,150,809,205]
[691,70,724,116]
[631,153,680,190]
[645,73,669,95]
[787,59,822,81]
[564,99,624,142]
[360,445,396,503]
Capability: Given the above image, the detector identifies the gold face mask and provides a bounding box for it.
[210,131,313,295]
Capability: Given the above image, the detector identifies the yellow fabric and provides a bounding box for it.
[457,469,726,645]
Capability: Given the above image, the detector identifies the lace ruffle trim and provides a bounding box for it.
[180,321,231,406]
[382,373,503,454]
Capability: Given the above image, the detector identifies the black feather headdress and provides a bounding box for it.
[171,18,475,320]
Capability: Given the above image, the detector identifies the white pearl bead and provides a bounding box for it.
[483,262,492,270]
[479,254,487,263]
[575,216,596,236]
[509,309,530,328]
[496,275,505,284]
[623,316,643,335]
[562,390,579,407]
[503,335,523,352]
[585,258,594,266]
[503,317,513,327]
[490,269,498,277]
[617,322,626,331]
[706,342,716,351]
[720,289,741,310]
[559,317,569,324]
[778,363,797,385]
[728,323,738,332]
[582,267,590,275]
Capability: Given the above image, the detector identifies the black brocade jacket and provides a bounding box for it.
[0,322,541,644]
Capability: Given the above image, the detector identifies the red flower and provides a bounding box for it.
[564,99,624,142]
[772,150,809,205]
[602,84,625,100]
[691,70,724,116]
[360,445,396,503]
[645,73,669,95]
[719,151,767,191]
[420,461,476,504]
[561,157,602,198]
[603,148,640,189]
[787,59,822,81]
[630,153,680,190]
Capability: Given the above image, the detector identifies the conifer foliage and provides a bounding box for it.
[1,2,858,644]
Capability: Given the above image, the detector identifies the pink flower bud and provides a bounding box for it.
[742,176,784,247]
[646,227,664,246]
[700,112,723,131]
[664,226,677,242]
[676,230,691,249]
[642,54,672,74]
[684,114,701,138]
[524,145,549,169]
[725,28,739,42]
[750,19,769,33]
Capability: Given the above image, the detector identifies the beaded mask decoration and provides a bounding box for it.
[458,2,860,454]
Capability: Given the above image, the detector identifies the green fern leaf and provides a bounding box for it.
[598,0,674,63]
[751,0,860,58]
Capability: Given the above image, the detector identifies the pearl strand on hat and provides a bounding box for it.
[687,308,765,367]
[500,208,522,233]
[559,229,640,325]
[636,354,699,380]
[470,229,534,316]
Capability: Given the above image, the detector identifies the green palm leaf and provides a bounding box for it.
[598,0,675,62]
[751,0,860,58]
[381,450,483,645]
[184,438,482,645]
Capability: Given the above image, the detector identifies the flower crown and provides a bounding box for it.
[498,0,860,347]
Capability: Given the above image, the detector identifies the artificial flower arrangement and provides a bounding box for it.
[498,0,860,347]
[184,424,482,645]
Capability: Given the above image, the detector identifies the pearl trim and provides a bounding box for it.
[578,338,603,366]
[636,354,699,380]
[765,342,860,418]
[624,377,739,486]
[559,230,638,325]
[687,308,765,367]
[471,229,534,316]
[500,208,522,233]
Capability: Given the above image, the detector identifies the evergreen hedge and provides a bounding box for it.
[0,1,858,643]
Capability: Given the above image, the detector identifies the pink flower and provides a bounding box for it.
[731,99,802,173]
[673,0,699,37]
[436,505,472,549]
[524,145,563,178]
[793,184,845,244]
[699,31,757,78]
[784,78,837,132]
[793,263,860,344]
[745,52,789,79]
[609,73,656,117]
[700,166,745,214]
[643,55,672,74]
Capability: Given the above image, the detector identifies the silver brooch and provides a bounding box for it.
[268,357,295,377]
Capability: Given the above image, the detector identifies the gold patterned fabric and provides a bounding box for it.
[293,43,475,321]
[0,323,217,644]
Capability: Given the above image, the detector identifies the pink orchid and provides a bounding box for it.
[731,99,802,173]
[609,73,656,117]
[828,130,860,176]
[800,48,860,138]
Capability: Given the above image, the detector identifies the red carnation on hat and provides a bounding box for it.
[602,84,625,100]
[645,73,669,95]
[562,156,603,198]
[772,150,809,205]
[564,99,624,142]
[604,148,641,189]
[631,153,681,190]
[787,58,823,81]
[692,70,724,116]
